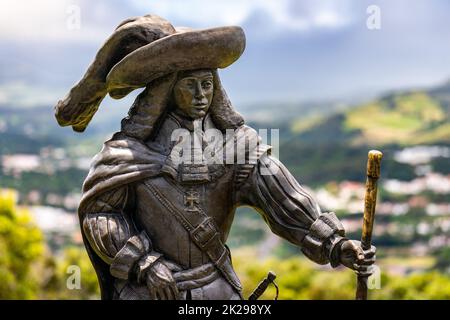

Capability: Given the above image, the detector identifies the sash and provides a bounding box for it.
[143,180,243,294]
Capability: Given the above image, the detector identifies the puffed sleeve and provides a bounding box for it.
[236,153,347,266]
[82,186,159,280]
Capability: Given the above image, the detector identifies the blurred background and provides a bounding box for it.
[0,0,449,299]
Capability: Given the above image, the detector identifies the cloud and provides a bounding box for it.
[1,0,450,106]
[0,0,135,43]
[132,0,354,32]
[0,0,355,44]
[0,0,80,42]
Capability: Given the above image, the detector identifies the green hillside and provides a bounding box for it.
[280,84,450,186]
[1,81,449,189]
[291,89,450,147]
[344,92,448,145]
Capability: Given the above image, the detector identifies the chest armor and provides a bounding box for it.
[134,113,244,268]
[134,169,236,269]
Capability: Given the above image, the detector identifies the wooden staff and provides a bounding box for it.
[356,150,383,300]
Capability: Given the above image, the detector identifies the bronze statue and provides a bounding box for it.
[55,14,376,300]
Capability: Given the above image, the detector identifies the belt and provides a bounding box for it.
[114,261,220,299]
[172,263,220,291]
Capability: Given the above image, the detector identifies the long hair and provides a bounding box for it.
[121,69,245,141]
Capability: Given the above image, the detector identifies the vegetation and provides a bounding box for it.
[0,190,99,299]
[1,82,450,299]
[0,168,86,198]
[39,247,100,299]
[0,189,44,299]
[233,249,450,300]
[2,190,450,299]
[344,92,446,145]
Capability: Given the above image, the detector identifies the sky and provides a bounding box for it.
[1,0,450,108]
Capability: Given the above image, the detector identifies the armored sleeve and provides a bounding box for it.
[82,186,158,280]
[237,153,347,266]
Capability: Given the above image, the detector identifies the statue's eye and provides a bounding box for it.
[185,81,194,89]
[202,81,212,90]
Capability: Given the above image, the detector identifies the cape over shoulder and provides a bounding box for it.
[78,132,166,216]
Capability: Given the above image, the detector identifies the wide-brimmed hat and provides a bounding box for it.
[54,14,246,132]
[107,26,245,92]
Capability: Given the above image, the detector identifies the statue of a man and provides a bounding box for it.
[55,15,375,300]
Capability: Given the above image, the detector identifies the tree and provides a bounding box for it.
[0,189,44,299]
[40,246,100,299]
[0,189,100,299]
[232,248,450,300]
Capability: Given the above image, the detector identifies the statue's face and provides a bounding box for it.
[173,69,214,119]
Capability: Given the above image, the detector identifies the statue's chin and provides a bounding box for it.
[184,110,206,120]
[175,105,209,120]
[194,110,206,118]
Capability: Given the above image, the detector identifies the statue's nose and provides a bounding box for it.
[194,82,205,99]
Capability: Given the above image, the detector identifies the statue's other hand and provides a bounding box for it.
[339,240,376,277]
[145,260,179,300]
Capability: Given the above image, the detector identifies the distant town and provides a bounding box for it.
[1,144,449,276]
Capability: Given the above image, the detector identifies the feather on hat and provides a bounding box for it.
[54,14,246,132]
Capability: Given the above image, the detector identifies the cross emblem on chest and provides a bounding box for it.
[184,190,200,212]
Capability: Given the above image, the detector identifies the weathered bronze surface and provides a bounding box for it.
[55,14,376,300]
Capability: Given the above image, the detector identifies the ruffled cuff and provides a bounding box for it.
[136,251,163,284]
[327,234,348,268]
[109,231,151,280]
[300,212,346,265]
